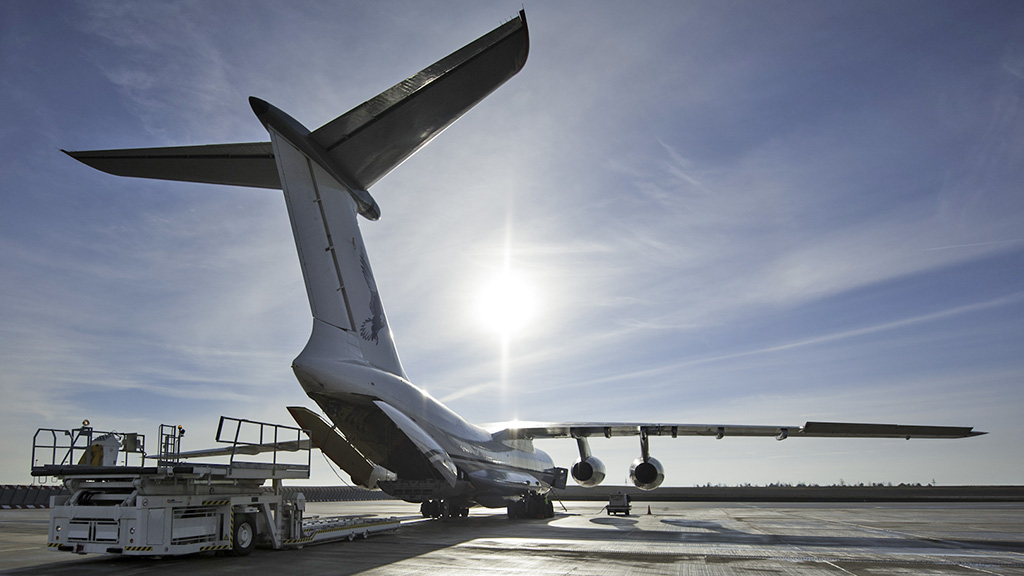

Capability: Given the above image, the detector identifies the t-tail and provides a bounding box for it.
[65,11,530,378]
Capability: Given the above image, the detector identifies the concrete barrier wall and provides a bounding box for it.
[0,485,67,509]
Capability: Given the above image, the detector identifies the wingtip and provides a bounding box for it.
[518,9,530,70]
[249,96,270,116]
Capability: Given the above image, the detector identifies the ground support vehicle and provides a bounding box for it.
[31,417,398,556]
[607,493,631,515]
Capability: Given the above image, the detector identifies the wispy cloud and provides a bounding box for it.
[2,1,1022,486]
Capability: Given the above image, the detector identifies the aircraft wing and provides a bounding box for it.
[491,421,986,441]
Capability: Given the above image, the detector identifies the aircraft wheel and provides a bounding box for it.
[426,500,441,518]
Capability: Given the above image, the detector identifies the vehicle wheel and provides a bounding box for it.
[231,513,256,557]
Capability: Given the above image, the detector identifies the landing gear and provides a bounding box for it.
[420,500,469,520]
[506,493,555,519]
[420,500,434,518]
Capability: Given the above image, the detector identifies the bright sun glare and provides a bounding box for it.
[475,270,538,337]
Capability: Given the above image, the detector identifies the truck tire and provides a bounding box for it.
[232,513,256,557]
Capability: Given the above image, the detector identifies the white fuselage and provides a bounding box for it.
[293,319,558,507]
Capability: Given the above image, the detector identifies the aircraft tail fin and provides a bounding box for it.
[269,130,406,375]
[64,11,530,377]
[255,11,528,374]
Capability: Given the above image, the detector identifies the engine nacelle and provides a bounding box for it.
[571,456,607,487]
[629,457,665,491]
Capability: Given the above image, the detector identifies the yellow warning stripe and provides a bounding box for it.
[47,542,60,548]
[200,544,231,551]
[124,546,154,552]
[202,500,231,506]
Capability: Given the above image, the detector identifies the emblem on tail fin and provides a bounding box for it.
[358,249,386,343]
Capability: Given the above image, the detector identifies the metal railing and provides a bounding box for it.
[157,424,185,466]
[215,416,311,477]
[31,423,147,471]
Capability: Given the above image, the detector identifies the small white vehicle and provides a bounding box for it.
[31,417,398,556]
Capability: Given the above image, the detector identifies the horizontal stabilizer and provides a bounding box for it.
[63,11,529,202]
[287,406,395,488]
[63,143,278,189]
[310,10,529,190]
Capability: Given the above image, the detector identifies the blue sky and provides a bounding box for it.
[2,1,1022,487]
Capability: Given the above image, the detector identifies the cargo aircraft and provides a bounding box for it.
[66,11,983,519]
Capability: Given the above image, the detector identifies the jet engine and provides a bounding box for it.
[570,456,606,487]
[629,456,665,491]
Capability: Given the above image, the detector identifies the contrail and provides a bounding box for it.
[922,239,1023,251]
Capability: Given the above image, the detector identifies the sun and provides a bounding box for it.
[475,269,538,337]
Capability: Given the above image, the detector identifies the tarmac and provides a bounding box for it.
[3,500,1024,575]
